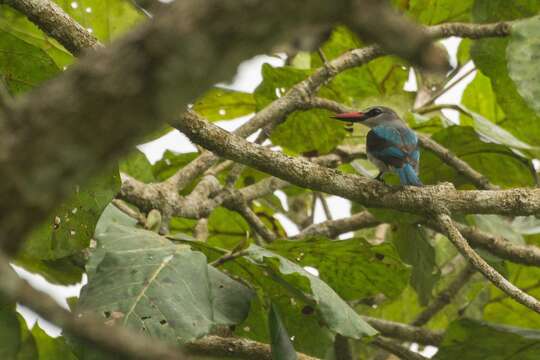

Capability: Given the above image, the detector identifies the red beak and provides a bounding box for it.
[332,111,365,122]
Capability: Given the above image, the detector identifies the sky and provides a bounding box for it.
[14,37,473,357]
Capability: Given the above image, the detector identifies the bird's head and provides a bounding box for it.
[332,106,400,128]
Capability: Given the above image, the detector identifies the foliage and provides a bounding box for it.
[2,0,540,359]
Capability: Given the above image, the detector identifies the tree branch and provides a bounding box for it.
[295,211,379,239]
[434,213,540,313]
[174,111,540,218]
[186,335,318,360]
[363,316,443,346]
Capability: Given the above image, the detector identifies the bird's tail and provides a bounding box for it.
[396,164,422,186]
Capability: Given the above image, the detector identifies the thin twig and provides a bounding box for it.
[372,337,428,360]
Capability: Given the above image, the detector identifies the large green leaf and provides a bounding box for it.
[152,150,199,181]
[266,237,410,301]
[483,262,540,328]
[269,303,298,360]
[420,126,534,188]
[435,318,540,359]
[471,1,540,150]
[508,16,540,115]
[79,222,253,343]
[407,0,473,25]
[119,149,155,183]
[193,87,256,121]
[255,64,347,154]
[460,71,505,125]
[0,31,60,94]
[21,167,120,261]
[0,300,21,359]
[391,225,439,306]
[472,0,540,23]
[244,245,378,339]
[32,324,77,360]
[56,0,143,43]
[0,6,73,67]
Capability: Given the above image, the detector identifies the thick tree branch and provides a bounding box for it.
[174,112,540,218]
[351,0,448,71]
[3,0,102,55]
[1,0,369,254]
[411,265,475,327]
[435,213,540,313]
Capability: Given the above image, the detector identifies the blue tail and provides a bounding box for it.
[396,164,422,186]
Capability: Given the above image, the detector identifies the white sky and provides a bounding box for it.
[16,38,469,357]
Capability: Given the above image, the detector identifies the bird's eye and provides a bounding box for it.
[370,108,382,116]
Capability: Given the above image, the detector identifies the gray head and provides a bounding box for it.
[332,106,402,128]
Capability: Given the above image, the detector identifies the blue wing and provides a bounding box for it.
[367,125,419,168]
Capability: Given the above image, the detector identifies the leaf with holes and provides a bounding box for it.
[78,223,253,343]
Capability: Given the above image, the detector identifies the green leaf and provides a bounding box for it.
[57,0,143,43]
[119,149,155,183]
[406,0,473,25]
[0,31,60,94]
[0,300,21,359]
[457,38,472,66]
[0,6,73,67]
[193,87,256,121]
[483,263,540,328]
[79,223,253,343]
[420,126,534,188]
[508,16,540,115]
[460,71,505,125]
[13,256,84,285]
[435,318,540,359]
[471,1,540,151]
[269,303,298,360]
[391,225,439,306]
[152,150,198,182]
[21,167,120,261]
[255,64,347,154]
[245,245,378,339]
[472,0,540,23]
[32,324,77,360]
[266,237,410,301]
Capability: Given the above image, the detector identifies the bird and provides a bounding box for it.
[332,106,422,186]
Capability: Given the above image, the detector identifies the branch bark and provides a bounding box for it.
[435,213,540,313]
[174,111,540,218]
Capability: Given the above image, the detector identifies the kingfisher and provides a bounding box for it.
[333,106,422,186]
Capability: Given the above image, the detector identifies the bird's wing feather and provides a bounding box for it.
[368,125,419,168]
